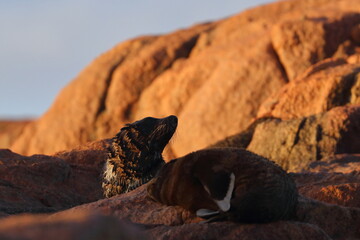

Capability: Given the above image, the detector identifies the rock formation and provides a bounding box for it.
[0,140,109,215]
[8,0,360,158]
[1,0,360,239]
[0,120,30,149]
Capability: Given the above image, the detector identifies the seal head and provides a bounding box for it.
[102,115,177,198]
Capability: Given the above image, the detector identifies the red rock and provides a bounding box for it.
[0,211,146,240]
[1,1,360,239]
[56,182,359,240]
[146,221,332,240]
[0,151,357,239]
[308,154,360,173]
[296,195,360,239]
[313,183,360,207]
[0,126,359,239]
[0,139,109,215]
[59,185,201,226]
[247,105,360,172]
[293,169,360,208]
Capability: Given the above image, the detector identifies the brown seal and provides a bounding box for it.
[147,147,298,223]
[102,115,177,198]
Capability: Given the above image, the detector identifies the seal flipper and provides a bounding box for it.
[196,209,220,218]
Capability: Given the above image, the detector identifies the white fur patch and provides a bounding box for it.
[103,161,115,182]
[196,209,219,218]
[215,172,235,212]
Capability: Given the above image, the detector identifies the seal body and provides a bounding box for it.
[102,115,177,198]
[147,148,298,223]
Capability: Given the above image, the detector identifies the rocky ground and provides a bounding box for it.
[1,0,360,239]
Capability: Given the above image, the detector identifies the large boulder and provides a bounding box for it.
[2,0,360,238]
[212,105,360,172]
[0,139,109,215]
[8,0,360,158]
[248,105,360,172]
[11,25,211,156]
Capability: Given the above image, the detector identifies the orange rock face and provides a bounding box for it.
[1,0,360,239]
[10,0,360,157]
[257,59,360,119]
[0,120,31,149]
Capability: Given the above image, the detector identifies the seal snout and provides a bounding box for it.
[154,115,177,149]
[163,115,178,129]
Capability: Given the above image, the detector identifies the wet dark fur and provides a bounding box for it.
[102,115,177,198]
[147,148,298,223]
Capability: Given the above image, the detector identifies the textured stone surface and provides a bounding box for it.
[247,105,360,172]
[1,163,359,239]
[0,211,146,240]
[60,185,200,226]
[0,120,31,149]
[209,117,276,149]
[146,221,332,240]
[293,167,360,208]
[271,13,360,81]
[308,154,360,173]
[55,183,360,240]
[1,0,360,239]
[7,0,360,158]
[0,139,109,215]
[258,59,360,119]
[1,178,359,239]
[295,195,360,240]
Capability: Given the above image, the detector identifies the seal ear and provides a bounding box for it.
[201,172,235,212]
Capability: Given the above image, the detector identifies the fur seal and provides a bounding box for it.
[147,148,298,223]
[102,115,177,198]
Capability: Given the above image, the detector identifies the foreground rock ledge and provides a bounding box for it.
[0,211,146,240]
[38,186,360,239]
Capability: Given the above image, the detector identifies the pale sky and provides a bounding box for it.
[0,0,274,119]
